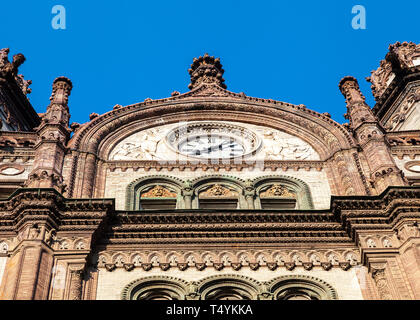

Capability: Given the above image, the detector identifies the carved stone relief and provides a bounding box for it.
[108,122,320,161]
[96,249,360,272]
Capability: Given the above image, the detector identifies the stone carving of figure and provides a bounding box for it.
[263,130,284,159]
[44,229,57,246]
[28,224,41,240]
[262,130,315,160]
[112,129,162,160]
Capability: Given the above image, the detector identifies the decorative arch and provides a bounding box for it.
[66,96,362,198]
[190,175,247,209]
[120,274,338,300]
[196,274,262,300]
[125,175,185,210]
[265,275,338,300]
[121,276,189,300]
[252,175,314,210]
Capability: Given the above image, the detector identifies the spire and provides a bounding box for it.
[42,77,73,126]
[339,76,406,194]
[188,53,227,90]
[339,76,376,129]
[25,77,73,193]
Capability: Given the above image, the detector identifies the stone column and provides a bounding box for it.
[68,264,85,300]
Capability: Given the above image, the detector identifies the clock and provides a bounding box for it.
[166,122,260,160]
[178,135,245,159]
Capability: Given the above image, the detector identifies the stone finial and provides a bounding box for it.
[339,76,376,128]
[50,77,73,105]
[339,76,366,105]
[41,77,73,126]
[188,53,227,90]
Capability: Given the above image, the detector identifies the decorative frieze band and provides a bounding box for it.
[96,249,360,273]
[106,160,324,173]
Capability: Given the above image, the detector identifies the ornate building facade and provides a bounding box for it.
[0,43,420,300]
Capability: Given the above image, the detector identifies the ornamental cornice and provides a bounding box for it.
[0,189,114,233]
[98,248,360,275]
[106,160,324,173]
[112,210,335,225]
[101,237,354,246]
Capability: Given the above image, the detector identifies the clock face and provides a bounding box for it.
[178,135,245,159]
[166,122,261,160]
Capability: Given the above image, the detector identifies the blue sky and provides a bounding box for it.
[1,0,419,125]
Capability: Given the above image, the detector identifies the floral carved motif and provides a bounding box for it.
[372,268,393,300]
[260,185,296,199]
[141,186,177,199]
[199,184,238,199]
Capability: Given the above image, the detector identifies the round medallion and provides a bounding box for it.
[166,122,260,159]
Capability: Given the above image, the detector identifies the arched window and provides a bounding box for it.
[126,176,184,210]
[267,276,338,300]
[121,277,188,300]
[197,184,239,210]
[253,176,314,210]
[259,184,297,209]
[136,289,180,300]
[276,288,320,300]
[139,185,177,210]
[197,275,260,300]
[205,287,252,300]
[191,176,247,210]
